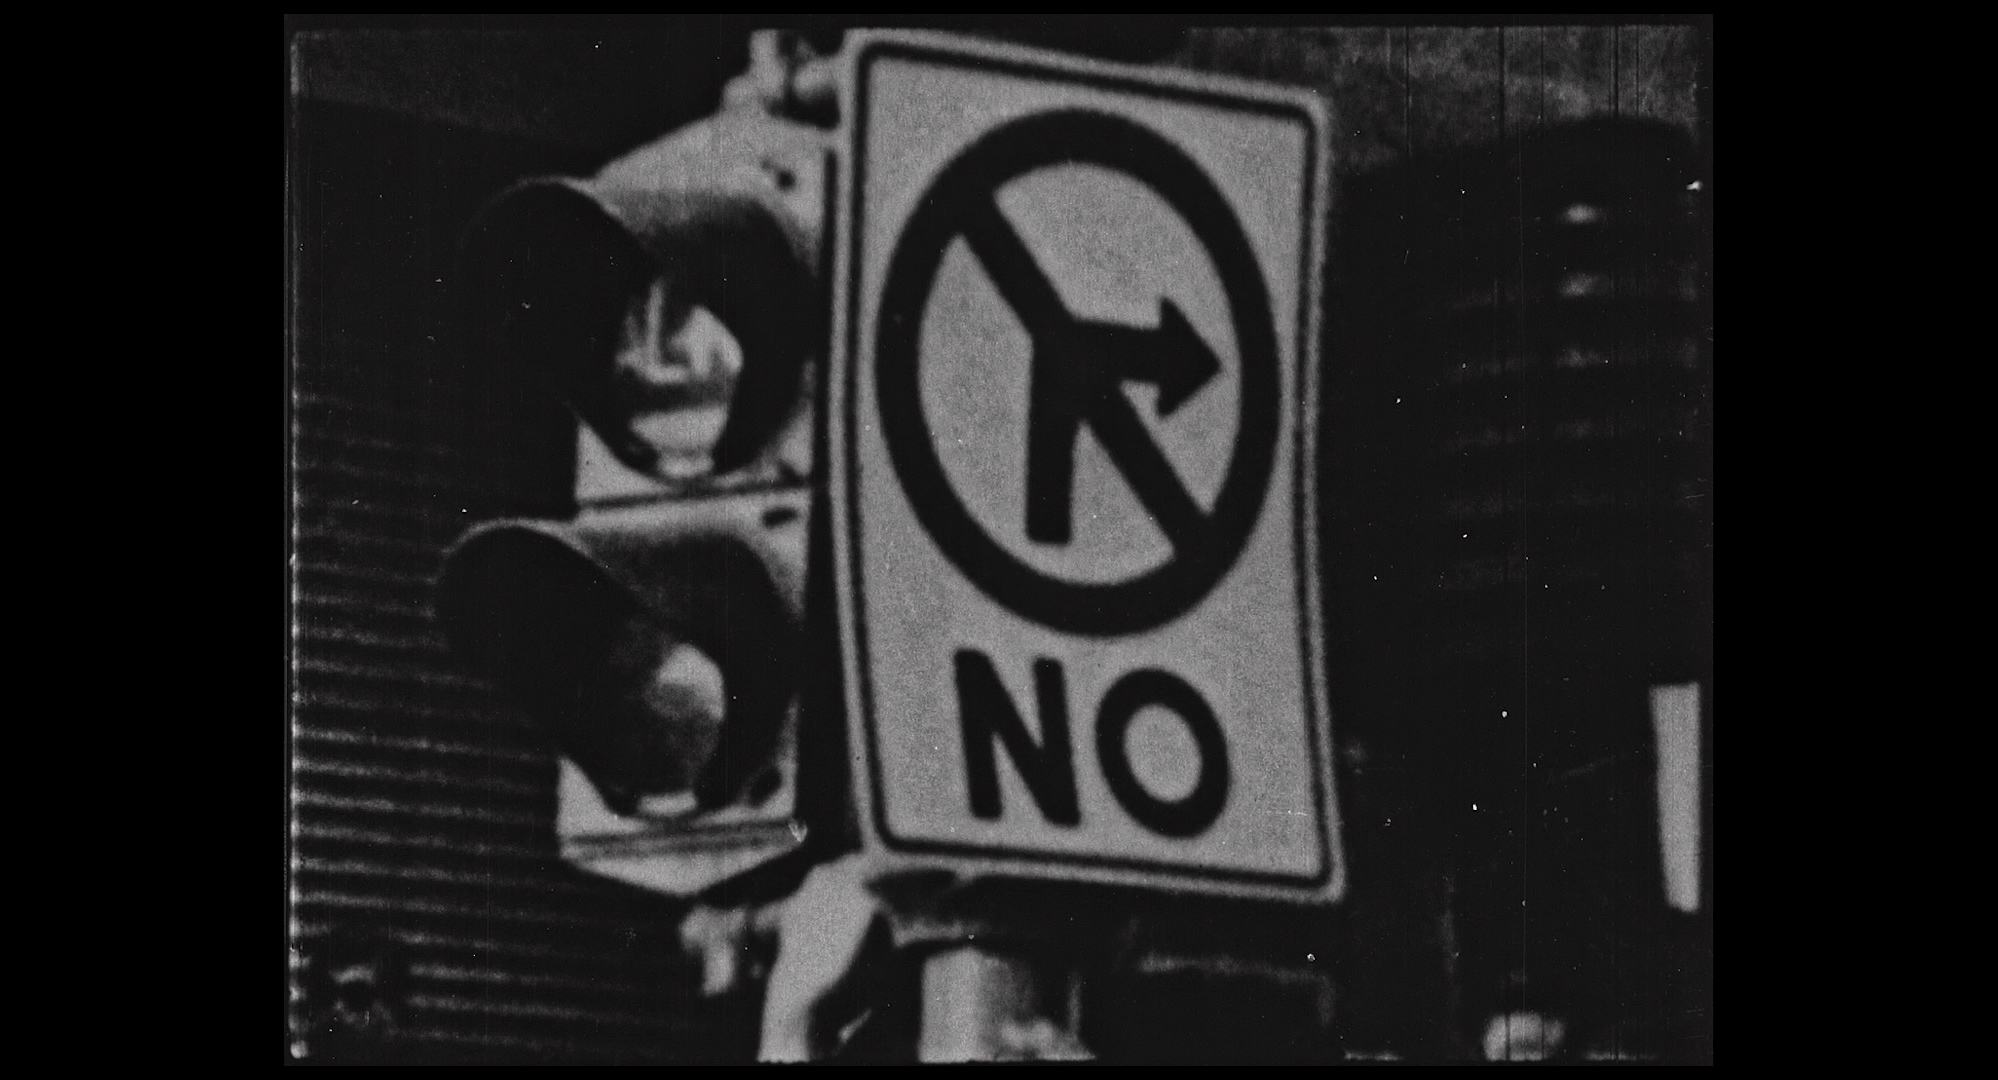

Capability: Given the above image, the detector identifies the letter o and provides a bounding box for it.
[1095,669,1229,837]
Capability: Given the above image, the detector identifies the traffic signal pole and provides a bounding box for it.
[917,945,1086,1061]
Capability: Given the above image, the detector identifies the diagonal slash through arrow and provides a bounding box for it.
[959,195,1221,547]
[870,108,1282,634]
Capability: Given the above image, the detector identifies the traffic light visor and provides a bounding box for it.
[460,176,817,482]
[437,517,798,815]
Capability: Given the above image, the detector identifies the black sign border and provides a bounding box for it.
[842,36,1332,890]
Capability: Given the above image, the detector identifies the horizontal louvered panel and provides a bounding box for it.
[292,607,449,648]
[298,623,452,661]
[291,343,435,382]
[1395,338,1702,389]
[292,921,685,976]
[292,698,507,737]
[294,533,449,577]
[296,1027,618,1062]
[1400,369,1704,424]
[293,425,485,462]
[295,489,536,528]
[293,458,492,503]
[292,471,539,514]
[296,798,550,844]
[295,762,548,812]
[288,533,467,575]
[293,702,539,747]
[292,409,570,470]
[1342,514,1703,564]
[1426,297,1701,349]
[403,994,682,1035]
[288,781,544,826]
[290,579,446,623]
[292,866,689,930]
[298,859,619,900]
[290,394,458,440]
[288,882,687,947]
[293,469,560,521]
[1386,469,1706,520]
[293,564,440,610]
[296,652,489,693]
[1429,416,1704,457]
[377,1019,719,1064]
[293,835,564,885]
[289,468,542,514]
[293,816,555,862]
[294,789,548,830]
[295,726,548,769]
[302,1026,677,1064]
[293,599,440,643]
[1348,576,1695,615]
[297,503,454,546]
[299,622,449,661]
[293,692,535,736]
[1345,570,1696,604]
[296,663,502,711]
[293,890,658,936]
[410,963,678,1009]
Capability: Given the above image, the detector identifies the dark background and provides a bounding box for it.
[286,16,1710,1063]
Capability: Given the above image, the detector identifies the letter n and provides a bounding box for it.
[954,651,1080,826]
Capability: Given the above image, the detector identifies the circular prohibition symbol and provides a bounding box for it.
[875,110,1281,637]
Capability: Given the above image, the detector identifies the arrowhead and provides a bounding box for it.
[1152,300,1220,415]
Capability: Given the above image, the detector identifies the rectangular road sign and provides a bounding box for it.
[827,30,1343,903]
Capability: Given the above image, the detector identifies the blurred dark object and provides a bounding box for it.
[1324,115,1707,1059]
[296,928,409,1062]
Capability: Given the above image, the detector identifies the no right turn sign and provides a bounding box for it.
[828,31,1345,904]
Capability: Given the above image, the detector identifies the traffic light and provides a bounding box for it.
[436,103,834,896]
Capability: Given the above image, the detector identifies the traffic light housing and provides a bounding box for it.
[437,104,834,896]
[437,489,816,894]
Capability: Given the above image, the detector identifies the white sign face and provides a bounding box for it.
[828,31,1343,903]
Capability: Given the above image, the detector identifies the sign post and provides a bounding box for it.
[829,31,1342,908]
